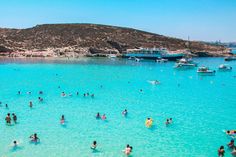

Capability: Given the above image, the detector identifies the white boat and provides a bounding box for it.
[197,66,216,74]
[174,58,197,69]
[218,64,232,71]
[135,57,140,62]
[108,54,117,58]
[156,58,168,63]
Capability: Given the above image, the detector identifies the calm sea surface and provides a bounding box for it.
[0,57,236,157]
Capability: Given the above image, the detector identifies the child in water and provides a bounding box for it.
[218,146,225,157]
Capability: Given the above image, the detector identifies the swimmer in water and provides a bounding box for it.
[228,139,234,148]
[5,104,8,108]
[169,118,173,123]
[12,113,17,124]
[96,113,101,119]
[101,114,106,120]
[91,141,97,150]
[218,146,225,157]
[29,101,33,108]
[76,92,79,95]
[29,133,40,142]
[165,119,170,126]
[39,91,43,94]
[61,92,66,97]
[27,91,31,94]
[5,113,11,124]
[38,97,43,102]
[13,141,18,147]
[123,144,132,156]
[60,115,65,124]
[122,109,128,116]
[18,91,21,95]
[91,94,94,98]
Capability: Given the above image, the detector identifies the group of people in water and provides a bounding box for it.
[61,91,94,98]
[218,130,236,156]
[5,113,17,125]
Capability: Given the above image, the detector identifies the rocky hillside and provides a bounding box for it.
[0,24,230,57]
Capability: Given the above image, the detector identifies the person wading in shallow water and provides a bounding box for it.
[5,113,11,125]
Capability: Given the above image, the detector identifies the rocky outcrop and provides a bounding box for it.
[0,24,230,57]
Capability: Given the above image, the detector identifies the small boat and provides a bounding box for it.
[108,54,117,58]
[135,57,140,62]
[218,64,232,71]
[174,58,197,69]
[156,58,168,63]
[225,56,236,61]
[197,66,216,74]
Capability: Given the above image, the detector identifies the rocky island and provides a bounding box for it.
[0,24,231,58]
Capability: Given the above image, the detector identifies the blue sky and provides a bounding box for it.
[0,0,235,42]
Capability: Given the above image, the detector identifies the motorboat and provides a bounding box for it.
[218,64,232,71]
[174,58,197,69]
[156,58,168,63]
[225,56,236,61]
[197,66,216,74]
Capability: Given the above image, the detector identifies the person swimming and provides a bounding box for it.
[30,133,40,142]
[13,140,18,147]
[122,109,128,116]
[39,91,43,94]
[5,113,11,124]
[101,114,107,120]
[232,147,236,156]
[27,91,31,94]
[61,92,66,97]
[91,94,94,98]
[5,103,8,108]
[38,97,43,102]
[169,118,173,123]
[166,119,170,126]
[60,115,65,124]
[123,144,132,156]
[29,101,33,108]
[228,139,235,148]
[226,130,236,135]
[12,113,17,123]
[96,113,101,119]
[18,91,21,95]
[218,146,225,157]
[90,141,97,150]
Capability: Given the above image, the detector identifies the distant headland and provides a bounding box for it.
[0,23,232,58]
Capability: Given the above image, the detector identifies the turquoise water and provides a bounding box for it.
[0,57,236,157]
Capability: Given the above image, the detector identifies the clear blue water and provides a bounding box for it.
[0,57,236,157]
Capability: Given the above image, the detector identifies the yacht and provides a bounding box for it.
[225,56,236,61]
[197,66,216,74]
[156,57,168,63]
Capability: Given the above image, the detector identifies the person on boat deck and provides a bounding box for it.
[29,101,33,108]
[122,109,128,116]
[91,141,97,150]
[96,113,101,119]
[101,114,106,120]
[30,133,40,142]
[5,113,11,124]
[228,139,235,148]
[218,146,225,157]
[12,113,17,123]
[60,115,65,123]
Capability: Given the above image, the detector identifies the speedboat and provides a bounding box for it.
[156,58,168,63]
[135,57,140,62]
[174,58,197,69]
[218,64,232,71]
[108,54,117,58]
[225,56,236,61]
[197,66,216,74]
